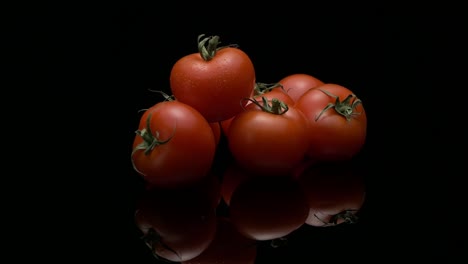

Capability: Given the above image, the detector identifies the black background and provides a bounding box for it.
[51,3,465,263]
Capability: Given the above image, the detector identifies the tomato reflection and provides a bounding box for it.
[135,158,367,263]
[220,162,255,206]
[135,174,220,262]
[183,217,257,264]
[297,161,366,227]
[229,175,309,241]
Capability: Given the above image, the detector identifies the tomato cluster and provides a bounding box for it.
[131,34,367,263]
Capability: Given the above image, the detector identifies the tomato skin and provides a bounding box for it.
[275,73,324,103]
[227,103,309,176]
[170,45,256,123]
[295,83,367,162]
[135,177,219,262]
[229,176,309,241]
[132,101,216,189]
[182,217,257,264]
[298,162,366,227]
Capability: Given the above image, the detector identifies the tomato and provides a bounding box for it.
[209,122,221,147]
[220,162,254,205]
[229,176,309,241]
[183,217,257,264]
[298,161,366,227]
[221,87,294,136]
[274,73,324,103]
[132,100,216,189]
[135,176,219,262]
[170,34,256,123]
[295,83,367,162]
[227,98,309,176]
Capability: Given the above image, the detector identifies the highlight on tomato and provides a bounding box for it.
[170,34,256,123]
[295,83,367,162]
[131,98,216,189]
[229,175,309,241]
[227,97,309,176]
[297,161,366,227]
[182,217,257,264]
[135,174,220,262]
[274,73,324,103]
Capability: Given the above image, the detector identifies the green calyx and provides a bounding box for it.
[314,209,359,227]
[130,113,176,176]
[197,34,238,61]
[253,82,284,96]
[148,89,175,101]
[244,96,289,115]
[142,228,181,262]
[315,89,362,122]
[134,114,174,156]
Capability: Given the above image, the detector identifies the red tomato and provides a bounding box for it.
[298,161,366,227]
[209,122,221,147]
[220,162,254,205]
[221,89,294,136]
[170,34,256,123]
[229,176,309,240]
[183,217,257,264]
[132,100,216,189]
[275,73,324,103]
[295,83,367,162]
[135,176,219,262]
[227,98,309,176]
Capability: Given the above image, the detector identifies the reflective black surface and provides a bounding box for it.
[69,6,459,263]
[132,131,371,263]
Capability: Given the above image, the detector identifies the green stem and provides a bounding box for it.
[148,90,175,101]
[197,34,238,61]
[253,82,283,96]
[245,96,289,115]
[315,89,363,122]
[130,114,176,175]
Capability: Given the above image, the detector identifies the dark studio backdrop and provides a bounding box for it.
[65,4,462,263]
